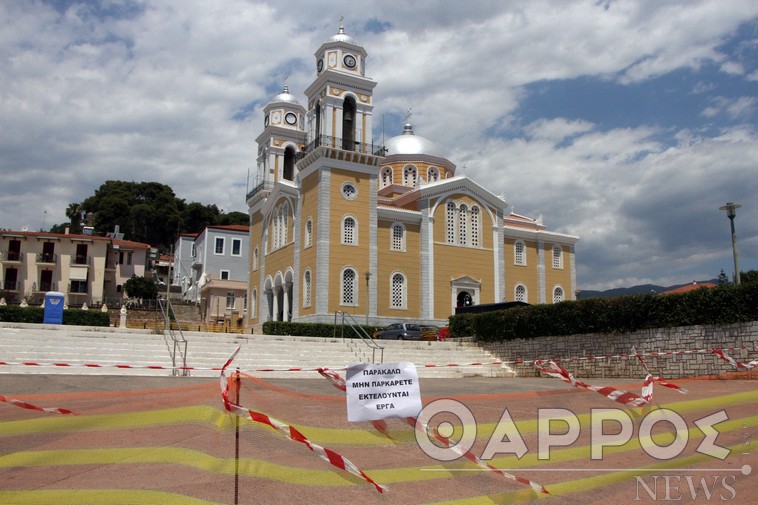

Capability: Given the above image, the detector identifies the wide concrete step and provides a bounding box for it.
[0,323,514,379]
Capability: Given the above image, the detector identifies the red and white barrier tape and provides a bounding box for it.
[317,367,549,495]
[535,360,650,407]
[1,346,755,374]
[710,349,758,370]
[220,348,385,494]
[0,395,78,415]
[632,348,687,402]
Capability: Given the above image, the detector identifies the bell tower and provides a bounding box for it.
[254,84,307,188]
[304,21,377,151]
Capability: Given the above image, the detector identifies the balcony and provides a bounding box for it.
[32,282,56,292]
[68,282,88,294]
[300,135,386,158]
[36,253,58,264]
[0,250,23,262]
[71,255,91,266]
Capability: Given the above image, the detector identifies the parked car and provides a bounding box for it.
[420,325,440,341]
[373,323,423,340]
[437,327,450,341]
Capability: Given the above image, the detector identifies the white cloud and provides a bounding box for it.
[0,0,756,290]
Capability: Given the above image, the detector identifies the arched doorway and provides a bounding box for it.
[457,291,473,307]
[283,146,295,181]
[342,96,356,150]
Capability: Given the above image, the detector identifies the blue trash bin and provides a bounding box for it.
[43,291,65,324]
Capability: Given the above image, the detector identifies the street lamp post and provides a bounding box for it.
[719,202,741,285]
[364,271,371,325]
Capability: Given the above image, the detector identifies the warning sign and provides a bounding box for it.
[345,362,422,422]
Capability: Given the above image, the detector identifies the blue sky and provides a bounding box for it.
[1,0,756,290]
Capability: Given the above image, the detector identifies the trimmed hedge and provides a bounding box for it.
[0,305,110,327]
[450,282,758,342]
[263,320,380,339]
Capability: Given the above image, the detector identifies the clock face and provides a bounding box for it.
[317,58,324,73]
[343,54,356,69]
[264,115,269,127]
[285,112,297,125]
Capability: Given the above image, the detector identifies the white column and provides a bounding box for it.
[283,282,292,322]
[272,287,280,321]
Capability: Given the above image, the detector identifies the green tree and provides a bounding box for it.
[216,211,249,226]
[717,269,730,286]
[81,181,182,249]
[123,275,158,300]
[741,270,758,285]
[181,202,221,233]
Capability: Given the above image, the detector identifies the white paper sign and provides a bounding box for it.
[346,362,422,422]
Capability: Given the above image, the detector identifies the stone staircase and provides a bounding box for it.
[0,323,514,379]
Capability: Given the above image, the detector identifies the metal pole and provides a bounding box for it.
[364,272,371,325]
[729,215,741,285]
[720,203,741,285]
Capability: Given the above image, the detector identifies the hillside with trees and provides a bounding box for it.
[48,180,247,251]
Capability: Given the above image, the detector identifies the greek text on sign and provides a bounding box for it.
[346,363,422,422]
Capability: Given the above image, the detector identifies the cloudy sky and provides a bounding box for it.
[1,0,757,291]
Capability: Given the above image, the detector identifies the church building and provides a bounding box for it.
[245,24,578,329]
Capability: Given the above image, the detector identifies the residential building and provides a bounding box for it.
[0,230,152,307]
[172,233,198,297]
[246,24,579,329]
[104,239,154,302]
[181,225,250,326]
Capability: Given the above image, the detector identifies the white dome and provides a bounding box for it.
[271,85,300,105]
[384,123,445,158]
[328,25,357,45]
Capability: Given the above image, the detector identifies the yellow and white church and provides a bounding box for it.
[245,24,578,329]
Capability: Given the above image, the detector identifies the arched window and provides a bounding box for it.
[283,146,295,181]
[446,201,456,244]
[470,206,480,247]
[514,240,526,266]
[427,166,439,182]
[515,284,527,303]
[281,204,288,247]
[251,288,257,318]
[315,102,322,141]
[553,286,564,303]
[342,216,356,245]
[381,167,393,188]
[391,223,405,251]
[305,218,313,248]
[552,245,563,269]
[342,96,356,150]
[253,246,259,270]
[403,165,417,187]
[390,272,406,309]
[303,270,312,307]
[272,201,289,251]
[341,268,357,306]
[458,204,468,246]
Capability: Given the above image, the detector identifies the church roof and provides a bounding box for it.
[384,122,445,158]
[328,24,357,45]
[270,85,300,106]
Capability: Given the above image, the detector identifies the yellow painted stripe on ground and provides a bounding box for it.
[2,415,754,489]
[1,389,754,447]
[0,489,226,505]
[424,442,749,504]
[0,447,362,487]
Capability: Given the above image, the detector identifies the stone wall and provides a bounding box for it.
[479,321,758,379]
[106,302,201,327]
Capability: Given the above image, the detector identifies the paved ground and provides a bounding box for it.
[1,371,756,504]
